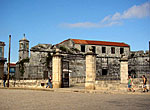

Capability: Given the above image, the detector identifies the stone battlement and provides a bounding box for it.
[130,50,149,57]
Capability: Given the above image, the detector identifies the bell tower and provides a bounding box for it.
[19,34,29,61]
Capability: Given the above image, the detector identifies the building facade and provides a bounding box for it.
[58,39,130,57]
[58,39,130,81]
[16,38,149,85]
[0,41,7,79]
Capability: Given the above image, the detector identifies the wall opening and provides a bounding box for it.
[111,47,115,54]
[81,45,85,52]
[102,47,106,53]
[102,69,107,75]
[120,48,124,54]
[92,46,96,53]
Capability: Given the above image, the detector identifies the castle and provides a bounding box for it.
[16,36,150,86]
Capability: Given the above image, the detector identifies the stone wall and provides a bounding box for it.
[69,77,85,86]
[128,51,150,78]
[63,55,121,84]
[95,78,149,91]
[15,64,51,79]
[62,55,86,86]
[30,44,52,66]
[30,51,48,66]
[96,57,120,80]
[0,78,149,91]
[19,51,29,61]
[16,44,53,79]
[68,59,85,77]
[0,80,48,88]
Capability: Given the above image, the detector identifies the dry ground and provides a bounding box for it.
[0,89,150,110]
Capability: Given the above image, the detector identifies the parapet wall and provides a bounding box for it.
[95,78,149,91]
[0,80,48,88]
[0,78,149,92]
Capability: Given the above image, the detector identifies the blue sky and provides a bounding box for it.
[0,0,150,62]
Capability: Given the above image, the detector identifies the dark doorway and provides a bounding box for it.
[102,69,107,75]
[62,61,69,88]
[62,72,69,88]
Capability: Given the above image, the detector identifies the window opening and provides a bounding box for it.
[102,69,107,75]
[81,45,85,52]
[120,48,124,54]
[102,47,106,53]
[111,47,115,54]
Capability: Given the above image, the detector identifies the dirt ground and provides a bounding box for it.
[0,89,150,110]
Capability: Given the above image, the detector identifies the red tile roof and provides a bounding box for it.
[71,39,130,47]
[9,63,16,67]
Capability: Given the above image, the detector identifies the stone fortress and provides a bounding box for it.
[15,35,150,88]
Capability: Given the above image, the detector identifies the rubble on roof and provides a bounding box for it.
[30,44,52,52]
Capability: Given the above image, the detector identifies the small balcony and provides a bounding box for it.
[0,57,7,62]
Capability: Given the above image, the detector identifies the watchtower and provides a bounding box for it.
[19,34,29,61]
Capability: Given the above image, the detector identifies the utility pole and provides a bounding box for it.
[7,35,11,87]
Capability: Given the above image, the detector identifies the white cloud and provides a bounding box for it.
[62,2,150,28]
[111,12,121,21]
[62,21,122,28]
[101,15,111,23]
[122,2,150,19]
[63,22,99,28]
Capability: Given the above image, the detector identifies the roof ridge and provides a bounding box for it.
[71,39,127,44]
[71,39,130,47]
